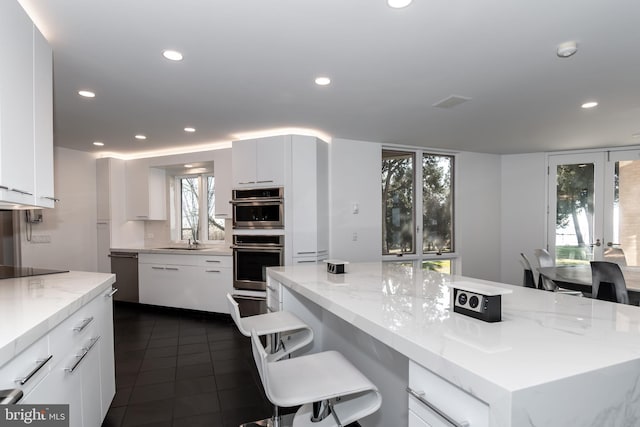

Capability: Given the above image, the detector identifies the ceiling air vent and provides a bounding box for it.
[432,95,471,109]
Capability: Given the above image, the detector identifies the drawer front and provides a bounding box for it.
[49,298,99,365]
[196,255,232,268]
[408,361,489,427]
[0,334,51,395]
[409,409,436,427]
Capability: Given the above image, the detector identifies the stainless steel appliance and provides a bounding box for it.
[109,251,139,302]
[232,234,284,291]
[231,187,284,229]
[232,234,284,316]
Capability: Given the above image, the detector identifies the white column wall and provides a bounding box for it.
[456,151,502,282]
[499,152,547,285]
[329,138,382,262]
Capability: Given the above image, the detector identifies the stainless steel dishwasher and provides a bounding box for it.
[109,251,139,303]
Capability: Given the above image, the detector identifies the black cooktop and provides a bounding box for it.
[0,265,68,280]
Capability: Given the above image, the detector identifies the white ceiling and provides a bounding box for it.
[18,0,640,156]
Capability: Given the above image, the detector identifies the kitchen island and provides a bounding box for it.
[267,262,640,427]
[0,271,116,426]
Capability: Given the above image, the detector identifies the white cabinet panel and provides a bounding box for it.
[33,25,55,208]
[214,149,232,219]
[232,136,286,188]
[125,162,166,220]
[0,0,35,205]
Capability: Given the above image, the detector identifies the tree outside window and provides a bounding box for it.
[179,175,224,242]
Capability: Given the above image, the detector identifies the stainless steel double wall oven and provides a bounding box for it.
[231,187,284,316]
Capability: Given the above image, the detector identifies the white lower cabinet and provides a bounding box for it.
[408,361,489,427]
[1,288,116,427]
[139,253,232,313]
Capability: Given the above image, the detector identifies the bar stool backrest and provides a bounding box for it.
[534,248,555,268]
[226,293,250,336]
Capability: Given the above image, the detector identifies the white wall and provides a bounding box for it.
[456,151,502,282]
[499,152,547,285]
[21,147,98,271]
[329,138,382,262]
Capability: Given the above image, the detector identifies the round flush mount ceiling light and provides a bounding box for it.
[184,127,196,133]
[315,76,331,86]
[78,90,95,98]
[557,41,578,58]
[184,164,193,168]
[134,134,147,140]
[162,49,183,61]
[388,0,412,8]
[581,101,598,109]
[92,141,104,146]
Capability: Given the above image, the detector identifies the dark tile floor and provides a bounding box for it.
[101,303,274,427]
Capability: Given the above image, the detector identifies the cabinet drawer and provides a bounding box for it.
[0,334,51,395]
[49,298,99,364]
[196,255,232,268]
[408,361,489,427]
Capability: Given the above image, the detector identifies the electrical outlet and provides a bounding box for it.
[31,235,51,244]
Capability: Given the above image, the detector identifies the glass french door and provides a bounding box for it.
[547,150,640,266]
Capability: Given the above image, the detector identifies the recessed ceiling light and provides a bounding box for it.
[581,101,598,109]
[135,134,147,140]
[92,141,104,146]
[78,90,95,98]
[184,164,193,168]
[315,76,331,86]
[388,0,412,8]
[557,41,578,58]
[162,49,183,61]
[184,127,196,133]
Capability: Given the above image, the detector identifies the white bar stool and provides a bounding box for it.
[251,329,382,427]
[226,294,314,426]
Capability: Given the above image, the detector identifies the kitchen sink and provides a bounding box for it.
[158,246,208,251]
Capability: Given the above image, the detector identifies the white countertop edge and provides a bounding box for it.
[0,272,116,368]
[110,246,232,256]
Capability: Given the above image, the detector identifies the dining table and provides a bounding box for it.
[538,265,640,304]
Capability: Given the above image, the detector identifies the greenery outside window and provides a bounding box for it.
[177,174,224,242]
[382,148,456,273]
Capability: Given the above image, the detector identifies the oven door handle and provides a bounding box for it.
[233,295,266,301]
[230,198,283,204]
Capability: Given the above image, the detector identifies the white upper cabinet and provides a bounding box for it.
[214,148,232,219]
[232,136,286,188]
[125,161,167,220]
[33,25,55,208]
[0,1,54,208]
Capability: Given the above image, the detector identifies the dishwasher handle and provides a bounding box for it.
[108,253,138,259]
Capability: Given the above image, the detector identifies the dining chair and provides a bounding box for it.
[520,253,537,288]
[590,261,629,304]
[533,249,555,290]
[603,247,627,267]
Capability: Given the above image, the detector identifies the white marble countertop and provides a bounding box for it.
[0,271,116,368]
[110,242,232,256]
[268,262,640,394]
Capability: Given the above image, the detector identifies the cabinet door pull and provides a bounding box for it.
[205,259,221,263]
[136,215,149,219]
[256,180,274,183]
[105,288,119,298]
[0,185,8,190]
[73,317,94,332]
[165,267,179,271]
[152,266,165,270]
[407,387,470,427]
[296,251,317,255]
[205,270,221,273]
[65,337,100,373]
[238,181,256,185]
[11,188,33,196]
[296,260,317,264]
[16,355,53,385]
[41,196,60,202]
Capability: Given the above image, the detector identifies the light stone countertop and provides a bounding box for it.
[268,262,640,426]
[110,242,232,256]
[0,271,116,368]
